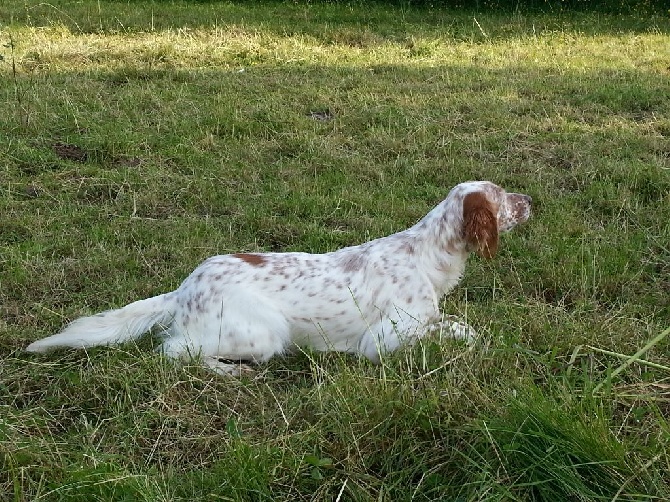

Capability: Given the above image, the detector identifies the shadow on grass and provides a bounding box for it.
[1,0,669,39]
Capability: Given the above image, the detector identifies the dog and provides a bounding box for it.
[26,181,531,374]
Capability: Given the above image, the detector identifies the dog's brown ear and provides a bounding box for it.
[463,192,499,259]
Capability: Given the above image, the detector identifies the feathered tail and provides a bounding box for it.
[26,293,175,352]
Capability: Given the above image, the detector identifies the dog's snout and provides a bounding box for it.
[524,194,532,205]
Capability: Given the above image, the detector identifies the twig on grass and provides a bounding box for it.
[473,17,489,39]
[592,326,670,395]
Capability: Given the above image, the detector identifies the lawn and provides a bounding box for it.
[1,1,669,500]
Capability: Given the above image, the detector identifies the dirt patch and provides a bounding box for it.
[52,142,88,162]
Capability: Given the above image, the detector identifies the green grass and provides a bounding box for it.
[1,1,669,500]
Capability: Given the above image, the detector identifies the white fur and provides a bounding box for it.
[26,181,531,374]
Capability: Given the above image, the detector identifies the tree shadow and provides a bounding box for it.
[1,0,668,39]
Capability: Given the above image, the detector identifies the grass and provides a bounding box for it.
[1,0,669,500]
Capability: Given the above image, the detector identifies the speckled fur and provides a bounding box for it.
[26,181,531,374]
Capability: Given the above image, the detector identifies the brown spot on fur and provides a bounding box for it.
[233,253,267,266]
[340,253,366,272]
[462,191,499,259]
[400,241,415,255]
[193,292,206,313]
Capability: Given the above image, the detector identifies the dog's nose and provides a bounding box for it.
[524,194,532,205]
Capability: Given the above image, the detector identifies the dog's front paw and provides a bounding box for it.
[448,321,478,343]
[430,316,478,344]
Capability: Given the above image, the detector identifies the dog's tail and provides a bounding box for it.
[26,293,175,353]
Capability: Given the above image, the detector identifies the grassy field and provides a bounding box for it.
[1,1,669,500]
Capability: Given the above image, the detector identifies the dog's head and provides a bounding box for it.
[460,181,532,259]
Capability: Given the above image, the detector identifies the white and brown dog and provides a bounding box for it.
[27,181,531,374]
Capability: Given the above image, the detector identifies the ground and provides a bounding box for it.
[1,1,669,500]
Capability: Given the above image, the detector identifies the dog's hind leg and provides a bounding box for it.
[201,357,255,377]
[158,291,291,374]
